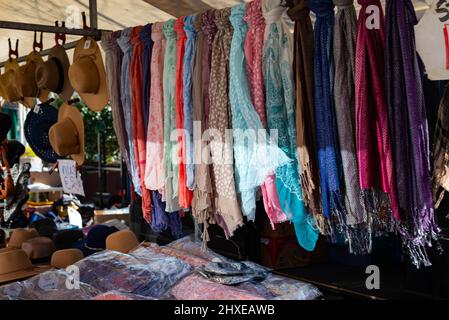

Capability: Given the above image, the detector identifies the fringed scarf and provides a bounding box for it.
[385,0,439,267]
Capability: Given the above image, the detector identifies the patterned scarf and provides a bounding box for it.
[287,0,323,226]
[355,0,399,225]
[140,24,153,134]
[385,0,439,267]
[333,0,371,254]
[229,3,290,221]
[209,8,244,238]
[309,0,344,227]
[263,0,318,251]
[163,20,180,213]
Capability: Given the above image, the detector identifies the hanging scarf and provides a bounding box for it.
[163,20,180,213]
[183,15,197,192]
[434,84,449,200]
[117,28,141,196]
[131,26,152,222]
[333,0,372,254]
[385,0,439,267]
[145,22,166,196]
[192,11,216,238]
[230,3,290,221]
[355,0,399,226]
[245,0,288,227]
[309,0,344,230]
[101,31,130,178]
[287,0,324,227]
[263,0,318,251]
[209,8,244,237]
[175,17,193,209]
[140,24,153,135]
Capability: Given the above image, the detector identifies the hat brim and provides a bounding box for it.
[0,268,40,284]
[72,239,99,257]
[55,103,85,166]
[49,46,73,101]
[71,38,109,112]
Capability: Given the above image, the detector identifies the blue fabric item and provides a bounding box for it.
[150,191,168,233]
[117,28,141,195]
[23,103,63,163]
[73,225,118,256]
[229,3,290,221]
[167,211,183,239]
[309,0,343,219]
[140,24,153,134]
[183,15,196,191]
[262,0,318,251]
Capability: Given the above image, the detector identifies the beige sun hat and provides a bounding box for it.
[48,103,85,166]
[68,37,109,112]
[35,45,73,101]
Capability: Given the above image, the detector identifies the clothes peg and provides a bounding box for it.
[54,21,66,46]
[33,31,43,52]
[8,38,19,62]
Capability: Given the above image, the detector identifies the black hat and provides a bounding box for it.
[30,218,58,238]
[0,113,11,143]
[53,229,84,251]
[2,140,25,166]
[73,225,118,256]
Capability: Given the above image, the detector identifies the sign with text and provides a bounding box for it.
[58,159,85,196]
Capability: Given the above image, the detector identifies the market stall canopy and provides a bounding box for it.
[0,0,432,64]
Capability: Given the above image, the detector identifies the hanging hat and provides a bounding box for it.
[106,230,140,253]
[2,140,25,166]
[35,45,73,101]
[6,228,39,249]
[15,51,49,108]
[21,237,56,262]
[50,248,84,269]
[0,59,22,103]
[49,103,85,166]
[0,113,12,143]
[0,249,46,284]
[69,37,109,112]
[73,225,118,257]
[24,102,62,163]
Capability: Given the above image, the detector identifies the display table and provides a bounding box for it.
[94,207,130,225]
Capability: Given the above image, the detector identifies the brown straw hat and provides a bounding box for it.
[7,228,39,249]
[21,236,56,260]
[0,249,43,284]
[48,103,85,166]
[106,230,140,253]
[15,51,49,108]
[0,59,22,103]
[50,248,84,269]
[36,45,73,101]
[69,37,109,112]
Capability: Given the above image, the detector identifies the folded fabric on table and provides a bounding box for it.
[260,274,322,300]
[0,270,101,300]
[197,261,269,285]
[92,290,156,300]
[165,236,232,262]
[132,245,209,267]
[170,274,266,300]
[74,250,191,298]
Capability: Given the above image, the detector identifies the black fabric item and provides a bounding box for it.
[30,218,58,238]
[0,113,12,143]
[53,229,84,250]
[2,140,25,166]
[129,195,152,242]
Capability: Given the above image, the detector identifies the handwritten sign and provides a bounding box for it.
[58,159,85,196]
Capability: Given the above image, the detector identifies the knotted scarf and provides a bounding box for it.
[230,3,290,221]
[140,24,153,134]
[117,28,141,196]
[287,0,324,230]
[355,0,399,225]
[385,0,439,267]
[246,0,288,227]
[263,0,318,251]
[183,15,197,192]
[209,8,244,237]
[163,20,180,213]
[333,0,372,254]
[309,0,344,230]
[145,22,166,196]
[175,17,193,209]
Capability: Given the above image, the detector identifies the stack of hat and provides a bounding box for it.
[73,224,118,256]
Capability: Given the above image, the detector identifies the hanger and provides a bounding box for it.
[33,31,43,52]
[8,38,19,62]
[54,21,66,46]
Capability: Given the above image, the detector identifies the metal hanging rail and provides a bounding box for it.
[0,0,108,68]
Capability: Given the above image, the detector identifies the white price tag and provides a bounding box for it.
[84,39,91,49]
[58,159,85,196]
[33,104,40,114]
